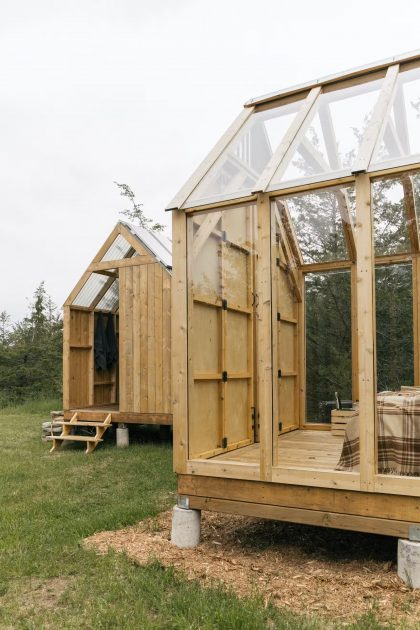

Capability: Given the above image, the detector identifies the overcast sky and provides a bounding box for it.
[1,0,420,320]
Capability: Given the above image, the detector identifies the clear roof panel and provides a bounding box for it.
[72,273,108,307]
[269,78,383,188]
[184,97,305,208]
[277,185,355,264]
[96,279,119,311]
[371,66,420,167]
[101,234,132,261]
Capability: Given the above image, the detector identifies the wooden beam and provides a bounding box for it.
[256,193,273,481]
[172,210,189,473]
[273,204,302,301]
[277,200,304,267]
[353,64,400,173]
[192,212,222,258]
[254,87,321,192]
[355,173,376,491]
[401,174,420,253]
[166,107,255,210]
[88,256,154,272]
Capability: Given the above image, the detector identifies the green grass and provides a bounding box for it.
[0,401,397,629]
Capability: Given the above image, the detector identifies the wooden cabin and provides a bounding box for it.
[170,50,420,537]
[62,221,172,429]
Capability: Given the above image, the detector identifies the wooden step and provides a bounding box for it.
[46,435,103,443]
[56,420,110,428]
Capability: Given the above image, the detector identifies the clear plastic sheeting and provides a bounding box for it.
[372,66,420,168]
[72,273,108,308]
[269,79,383,188]
[184,98,304,208]
[126,223,172,269]
[101,234,132,261]
[96,279,119,311]
[279,185,356,264]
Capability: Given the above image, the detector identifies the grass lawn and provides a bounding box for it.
[0,401,395,629]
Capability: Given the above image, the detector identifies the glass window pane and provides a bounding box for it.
[375,263,417,477]
[305,270,352,423]
[185,98,304,207]
[270,79,382,187]
[372,66,420,166]
[281,185,355,263]
[376,264,414,391]
[372,174,417,256]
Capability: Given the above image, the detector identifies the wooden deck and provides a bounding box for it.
[64,405,172,425]
[212,430,344,470]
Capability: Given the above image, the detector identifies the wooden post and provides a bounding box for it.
[62,306,71,410]
[172,209,189,473]
[256,193,273,481]
[355,174,376,491]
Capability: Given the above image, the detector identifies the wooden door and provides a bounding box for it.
[188,205,256,459]
[272,201,301,441]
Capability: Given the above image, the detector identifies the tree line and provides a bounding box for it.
[0,283,63,407]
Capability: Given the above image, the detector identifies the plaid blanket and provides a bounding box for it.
[336,391,420,475]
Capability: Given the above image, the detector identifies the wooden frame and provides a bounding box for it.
[171,51,420,535]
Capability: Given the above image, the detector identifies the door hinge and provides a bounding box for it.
[276,257,280,267]
[221,437,228,449]
[222,299,228,310]
[278,421,283,432]
[278,369,282,378]
[222,371,228,382]
[251,406,256,430]
[277,312,281,321]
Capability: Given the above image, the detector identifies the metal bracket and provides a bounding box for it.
[276,257,280,267]
[222,299,228,310]
[277,312,281,322]
[177,495,190,510]
[278,369,282,379]
[221,437,228,449]
[222,371,228,382]
[278,421,283,432]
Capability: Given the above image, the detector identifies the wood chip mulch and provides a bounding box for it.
[84,510,420,625]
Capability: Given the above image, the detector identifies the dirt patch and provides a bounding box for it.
[24,577,72,610]
[85,511,420,624]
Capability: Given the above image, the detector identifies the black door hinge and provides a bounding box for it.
[222,437,228,449]
[277,312,281,321]
[222,299,228,310]
[222,371,228,382]
[278,369,282,378]
[251,406,256,429]
[278,421,283,432]
[276,257,280,267]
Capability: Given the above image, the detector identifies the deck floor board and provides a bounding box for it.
[212,430,344,470]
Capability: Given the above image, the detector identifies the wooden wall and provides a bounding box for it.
[119,263,171,414]
[63,262,171,415]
